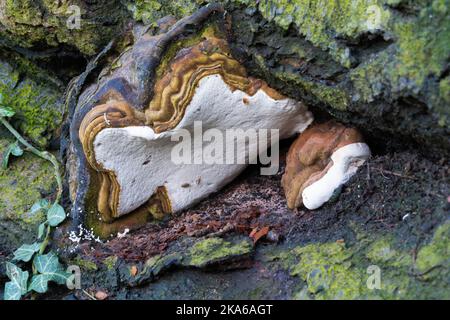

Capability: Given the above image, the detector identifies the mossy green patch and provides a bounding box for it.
[392,9,449,92]
[0,58,64,147]
[0,132,55,226]
[366,238,412,268]
[0,0,128,56]
[265,58,350,111]
[350,54,389,103]
[269,220,450,300]
[256,0,391,68]
[125,237,252,286]
[246,0,447,110]
[127,0,203,25]
[415,221,450,277]
[437,75,450,127]
[72,257,98,271]
[273,242,367,299]
[185,237,253,267]
[103,256,119,270]
[350,0,449,127]
[141,253,182,274]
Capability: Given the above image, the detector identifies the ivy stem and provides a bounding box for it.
[1,113,67,298]
[1,116,63,261]
[0,117,62,202]
[39,225,52,256]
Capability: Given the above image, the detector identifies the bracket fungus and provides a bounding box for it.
[69,4,313,237]
[281,121,371,210]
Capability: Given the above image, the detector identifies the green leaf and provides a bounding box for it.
[33,252,60,274]
[2,141,23,169]
[47,203,66,226]
[10,142,23,156]
[4,262,29,299]
[30,199,50,215]
[0,105,15,117]
[47,269,70,285]
[28,274,51,293]
[4,281,22,300]
[38,222,47,239]
[33,252,70,286]
[12,242,41,262]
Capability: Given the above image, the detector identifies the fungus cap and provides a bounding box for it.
[91,74,313,218]
[71,12,314,237]
[282,121,371,210]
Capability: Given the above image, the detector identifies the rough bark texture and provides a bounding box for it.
[222,0,449,157]
[0,0,129,57]
[0,0,448,299]
[42,150,450,300]
[119,0,450,156]
[1,1,448,153]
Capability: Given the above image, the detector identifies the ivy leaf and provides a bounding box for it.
[28,271,69,294]
[10,142,23,156]
[28,274,52,293]
[6,262,29,294]
[33,252,70,286]
[0,105,15,118]
[30,199,50,215]
[12,242,41,262]
[38,222,47,239]
[4,282,22,300]
[4,262,29,300]
[33,252,60,274]
[2,141,23,169]
[47,203,66,226]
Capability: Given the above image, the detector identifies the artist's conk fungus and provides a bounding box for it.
[70,5,313,236]
[282,121,371,210]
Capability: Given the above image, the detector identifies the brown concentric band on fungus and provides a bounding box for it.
[146,37,285,132]
[79,101,144,221]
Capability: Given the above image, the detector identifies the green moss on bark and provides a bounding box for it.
[186,238,253,267]
[257,0,391,68]
[0,58,63,147]
[366,238,412,268]
[71,257,98,271]
[0,133,55,225]
[415,222,450,277]
[272,242,367,299]
[126,0,202,24]
[103,256,119,270]
[0,131,56,254]
[0,0,128,56]
[269,220,449,299]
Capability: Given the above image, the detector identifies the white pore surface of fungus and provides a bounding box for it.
[301,142,371,210]
[94,74,313,216]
